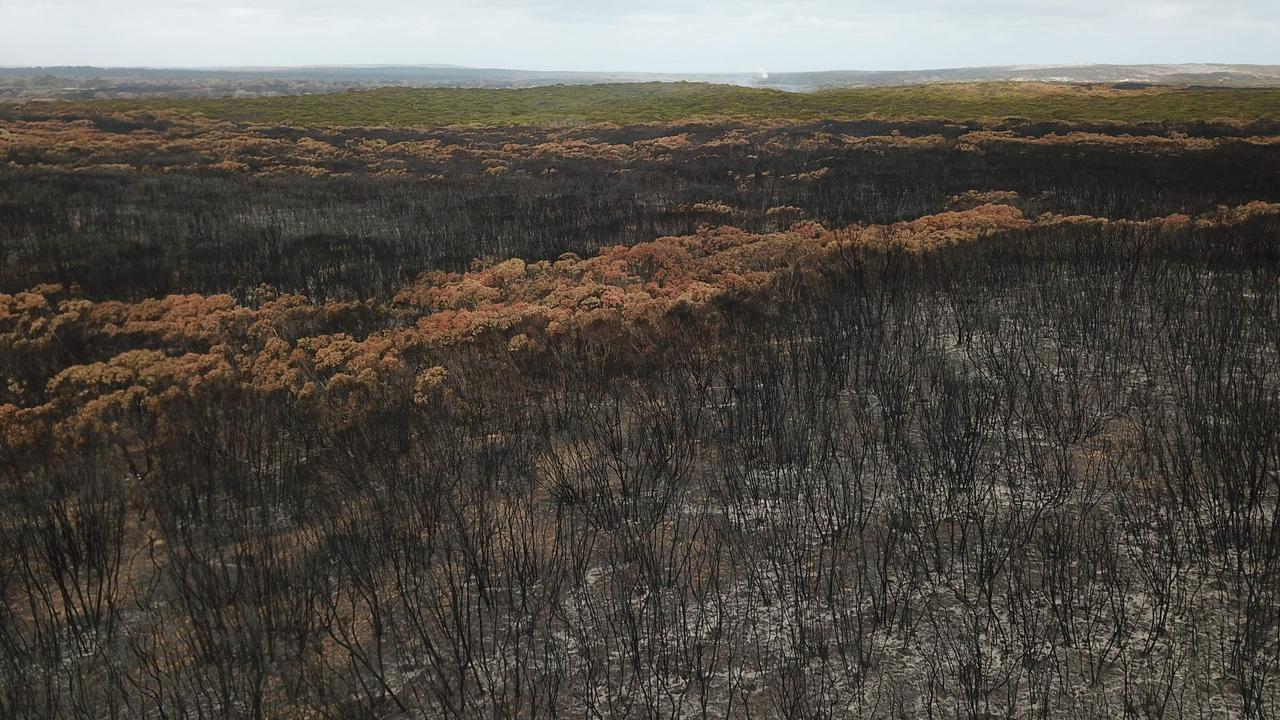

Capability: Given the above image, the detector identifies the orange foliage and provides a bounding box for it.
[9,110,1272,178]
[3,201,1274,454]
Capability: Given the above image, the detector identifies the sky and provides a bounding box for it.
[2,0,1277,73]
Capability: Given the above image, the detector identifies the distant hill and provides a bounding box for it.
[3,63,1280,101]
[755,64,1280,91]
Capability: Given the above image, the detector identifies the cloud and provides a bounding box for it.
[1,0,1276,71]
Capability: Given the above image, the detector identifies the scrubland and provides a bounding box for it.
[2,85,1280,718]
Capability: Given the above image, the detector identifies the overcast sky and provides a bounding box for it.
[2,0,1276,72]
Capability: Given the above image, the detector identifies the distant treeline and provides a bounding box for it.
[60,82,1280,126]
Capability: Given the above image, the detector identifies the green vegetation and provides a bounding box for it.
[87,81,1280,127]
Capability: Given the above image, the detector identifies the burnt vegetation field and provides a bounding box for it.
[2,84,1280,719]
